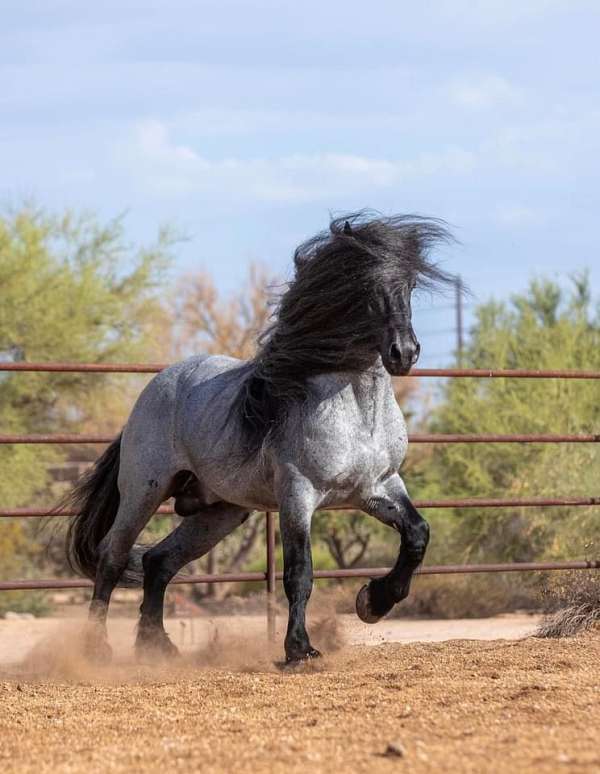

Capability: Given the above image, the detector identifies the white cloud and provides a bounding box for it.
[115,120,477,202]
[449,75,522,110]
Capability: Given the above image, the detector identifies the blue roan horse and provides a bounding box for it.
[66,212,454,664]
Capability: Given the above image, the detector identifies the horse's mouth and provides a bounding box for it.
[383,361,413,377]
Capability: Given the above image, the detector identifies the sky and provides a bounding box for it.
[2,0,600,365]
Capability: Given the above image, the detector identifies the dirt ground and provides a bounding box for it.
[0,612,598,774]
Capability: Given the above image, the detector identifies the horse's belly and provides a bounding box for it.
[191,462,279,512]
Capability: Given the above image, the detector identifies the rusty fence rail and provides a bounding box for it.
[1,361,599,635]
[3,361,600,379]
[2,432,600,444]
[2,496,600,519]
[1,553,599,592]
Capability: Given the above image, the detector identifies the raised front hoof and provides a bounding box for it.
[356,583,386,624]
[135,630,181,663]
[83,628,113,665]
[281,648,322,670]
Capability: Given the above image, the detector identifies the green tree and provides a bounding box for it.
[412,273,600,567]
[0,205,174,599]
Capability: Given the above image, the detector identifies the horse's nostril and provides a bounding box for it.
[389,342,402,361]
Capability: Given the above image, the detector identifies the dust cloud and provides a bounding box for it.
[5,587,351,681]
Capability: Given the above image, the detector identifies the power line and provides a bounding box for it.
[418,352,456,361]
[418,328,457,337]
[414,302,472,313]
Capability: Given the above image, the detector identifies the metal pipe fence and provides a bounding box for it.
[2,432,600,444]
[1,558,599,593]
[1,361,599,637]
[2,362,600,379]
[2,496,599,519]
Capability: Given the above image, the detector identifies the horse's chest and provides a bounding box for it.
[303,389,407,490]
[341,431,398,485]
[344,413,406,480]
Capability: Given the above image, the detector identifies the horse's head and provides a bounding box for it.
[374,280,421,376]
[341,213,455,376]
[255,212,456,406]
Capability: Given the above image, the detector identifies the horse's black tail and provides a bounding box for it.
[65,433,122,580]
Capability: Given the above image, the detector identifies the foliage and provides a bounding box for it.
[172,264,273,360]
[313,510,383,569]
[0,516,49,617]
[410,273,600,570]
[537,570,600,637]
[0,205,174,609]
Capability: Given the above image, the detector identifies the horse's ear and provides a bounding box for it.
[343,220,353,235]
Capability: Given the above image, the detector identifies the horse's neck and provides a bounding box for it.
[312,364,395,430]
[347,366,392,402]
[348,366,395,425]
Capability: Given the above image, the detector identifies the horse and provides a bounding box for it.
[65,211,455,665]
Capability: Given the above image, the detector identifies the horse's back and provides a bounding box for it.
[121,354,246,471]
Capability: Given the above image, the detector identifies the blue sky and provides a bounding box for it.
[2,0,600,364]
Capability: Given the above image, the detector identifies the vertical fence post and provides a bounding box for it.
[206,549,216,597]
[265,510,277,643]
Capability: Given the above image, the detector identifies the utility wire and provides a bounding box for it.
[418,328,457,337]
[414,302,473,313]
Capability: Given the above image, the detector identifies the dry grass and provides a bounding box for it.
[537,603,600,638]
[537,571,600,638]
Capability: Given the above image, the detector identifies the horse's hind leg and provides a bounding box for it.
[135,503,251,659]
[87,481,169,662]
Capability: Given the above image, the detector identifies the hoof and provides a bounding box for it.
[135,630,180,662]
[356,584,383,624]
[83,627,113,665]
[281,648,322,670]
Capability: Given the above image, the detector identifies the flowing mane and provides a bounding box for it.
[234,211,455,456]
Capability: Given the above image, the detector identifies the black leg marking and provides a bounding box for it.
[135,505,249,660]
[280,506,321,664]
[357,495,429,624]
[136,548,181,660]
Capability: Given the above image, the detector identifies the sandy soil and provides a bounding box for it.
[0,614,598,773]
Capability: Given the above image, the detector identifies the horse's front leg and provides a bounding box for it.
[277,472,320,664]
[356,475,430,623]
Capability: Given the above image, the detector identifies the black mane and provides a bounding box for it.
[235,211,455,456]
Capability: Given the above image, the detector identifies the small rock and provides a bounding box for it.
[399,705,412,718]
[385,741,406,758]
